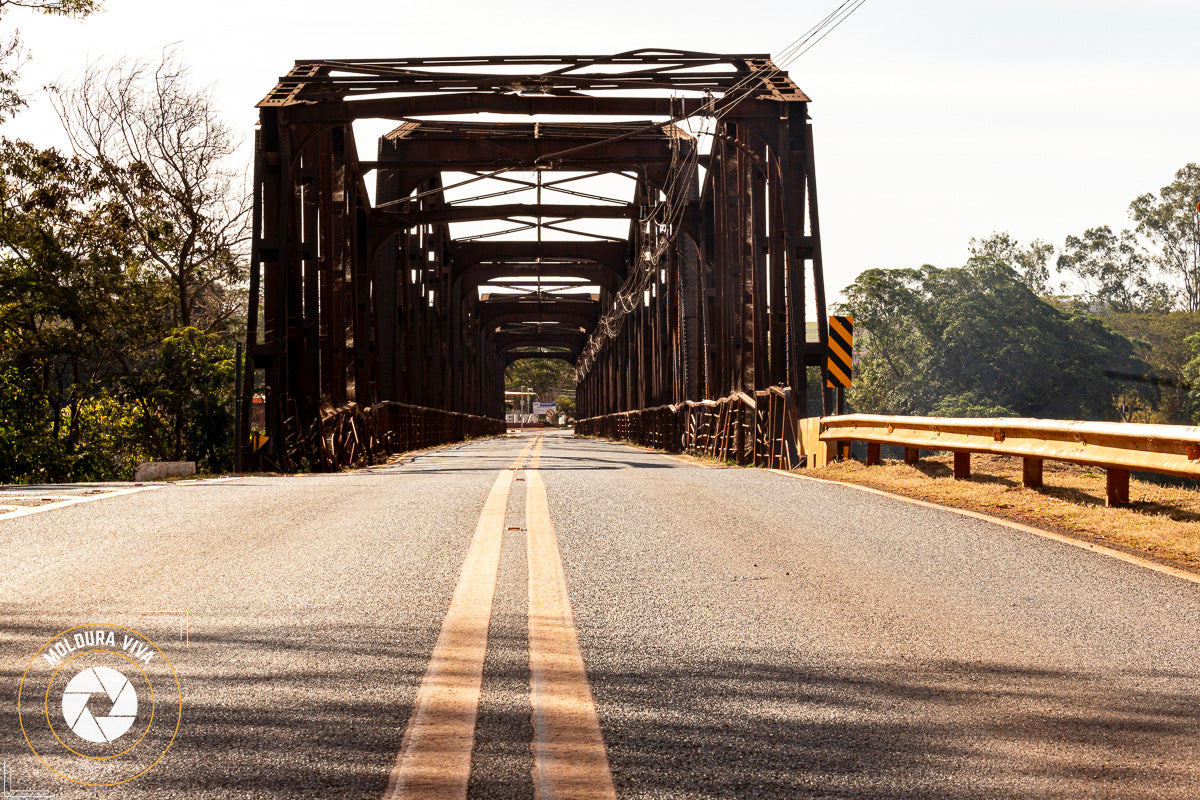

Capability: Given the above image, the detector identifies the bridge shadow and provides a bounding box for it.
[3,617,1197,798]
[0,621,433,799]
[584,650,1200,799]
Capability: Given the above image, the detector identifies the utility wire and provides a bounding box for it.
[575,0,870,379]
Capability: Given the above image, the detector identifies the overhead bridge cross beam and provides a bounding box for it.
[241,49,828,471]
[371,203,637,228]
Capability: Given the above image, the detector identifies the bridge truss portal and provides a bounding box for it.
[240,49,828,469]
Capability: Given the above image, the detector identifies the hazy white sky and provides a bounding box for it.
[4,0,1198,299]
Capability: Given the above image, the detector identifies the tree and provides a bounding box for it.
[1096,312,1200,423]
[556,394,577,420]
[505,357,575,401]
[0,1,97,11]
[1130,163,1200,311]
[0,140,160,457]
[0,0,99,120]
[837,267,930,414]
[135,327,235,468]
[838,262,1154,421]
[0,45,247,481]
[1057,225,1171,312]
[967,231,1055,295]
[50,48,249,330]
[1182,334,1200,424]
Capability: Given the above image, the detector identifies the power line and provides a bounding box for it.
[575,1,871,378]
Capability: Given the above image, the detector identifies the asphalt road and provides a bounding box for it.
[2,430,1199,798]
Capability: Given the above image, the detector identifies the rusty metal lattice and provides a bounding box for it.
[239,49,828,469]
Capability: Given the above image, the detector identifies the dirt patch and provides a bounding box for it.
[810,453,1200,573]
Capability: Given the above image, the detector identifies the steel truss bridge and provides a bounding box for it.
[239,49,829,470]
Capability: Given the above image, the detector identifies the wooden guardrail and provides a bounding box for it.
[819,415,1200,506]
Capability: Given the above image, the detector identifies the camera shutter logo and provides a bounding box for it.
[61,666,139,744]
[19,623,183,787]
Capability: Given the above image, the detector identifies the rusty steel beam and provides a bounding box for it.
[371,203,636,227]
[495,332,587,352]
[261,51,809,105]
[450,241,628,276]
[505,350,580,366]
[458,264,620,294]
[365,123,685,171]
[480,297,600,327]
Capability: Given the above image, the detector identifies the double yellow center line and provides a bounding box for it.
[384,437,616,800]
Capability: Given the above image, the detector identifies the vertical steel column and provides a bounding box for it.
[750,134,770,391]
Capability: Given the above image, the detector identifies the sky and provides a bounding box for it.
[3,0,1198,300]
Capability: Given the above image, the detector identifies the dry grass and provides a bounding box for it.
[810,453,1200,573]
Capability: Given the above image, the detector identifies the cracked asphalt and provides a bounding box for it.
[2,430,1199,798]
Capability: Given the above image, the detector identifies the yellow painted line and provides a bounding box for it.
[526,468,617,800]
[510,437,538,470]
[767,468,1200,589]
[529,436,545,469]
[384,444,529,800]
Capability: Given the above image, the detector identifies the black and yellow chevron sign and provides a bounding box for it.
[825,315,854,388]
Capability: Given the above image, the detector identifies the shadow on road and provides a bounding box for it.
[3,616,1198,798]
[584,651,1200,799]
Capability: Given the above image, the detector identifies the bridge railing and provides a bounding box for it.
[574,387,805,469]
[819,414,1200,506]
[304,401,506,472]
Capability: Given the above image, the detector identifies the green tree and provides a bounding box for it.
[1182,334,1200,423]
[505,357,575,401]
[0,50,245,481]
[837,267,930,414]
[1057,225,1171,312]
[0,362,64,481]
[0,140,161,473]
[1130,163,1200,311]
[134,327,234,469]
[556,395,577,420]
[968,231,1055,295]
[838,262,1153,421]
[1097,312,1200,423]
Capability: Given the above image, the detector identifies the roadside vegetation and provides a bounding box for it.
[839,163,1200,425]
[0,3,247,482]
[823,167,1200,563]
